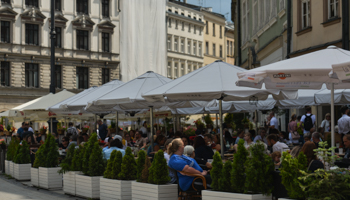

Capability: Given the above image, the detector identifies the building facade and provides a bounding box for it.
[0,0,120,112]
[225,22,235,65]
[202,8,226,66]
[166,1,204,79]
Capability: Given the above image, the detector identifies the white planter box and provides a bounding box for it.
[63,171,82,195]
[39,167,62,189]
[132,181,177,200]
[8,161,13,177]
[13,163,31,181]
[100,178,133,200]
[202,190,271,200]
[4,160,9,175]
[279,199,297,200]
[31,167,39,187]
[75,174,101,199]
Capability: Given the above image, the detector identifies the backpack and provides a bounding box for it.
[304,114,313,131]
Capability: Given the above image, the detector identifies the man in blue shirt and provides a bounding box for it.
[98,120,108,141]
[17,122,25,140]
[103,137,125,160]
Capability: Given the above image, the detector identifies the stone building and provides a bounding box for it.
[0,0,120,112]
[225,22,234,65]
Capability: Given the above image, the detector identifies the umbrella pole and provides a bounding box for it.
[331,83,335,156]
[150,106,154,152]
[116,111,119,133]
[255,109,258,136]
[219,99,224,158]
[216,113,219,130]
[173,115,176,132]
[164,117,167,136]
[50,118,53,134]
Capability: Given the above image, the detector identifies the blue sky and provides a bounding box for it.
[186,0,232,22]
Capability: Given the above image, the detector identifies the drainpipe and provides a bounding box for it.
[286,0,292,58]
[342,0,349,50]
[236,0,242,65]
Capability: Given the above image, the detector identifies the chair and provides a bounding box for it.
[168,167,207,200]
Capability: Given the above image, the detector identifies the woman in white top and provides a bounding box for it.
[234,132,255,151]
[320,113,331,133]
[288,114,299,145]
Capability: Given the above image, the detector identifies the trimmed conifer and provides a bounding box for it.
[219,160,233,192]
[13,141,31,164]
[231,138,248,193]
[118,147,137,180]
[82,133,98,175]
[87,142,105,176]
[45,133,59,168]
[148,150,170,185]
[104,150,117,179]
[33,142,45,168]
[71,145,84,171]
[112,151,123,179]
[7,138,20,161]
[141,156,151,183]
[211,151,223,190]
[136,150,146,182]
[58,143,76,174]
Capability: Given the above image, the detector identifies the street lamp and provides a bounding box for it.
[49,0,56,94]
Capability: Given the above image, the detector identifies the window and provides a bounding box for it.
[193,64,197,71]
[102,68,110,84]
[55,27,62,48]
[76,67,89,89]
[25,63,39,88]
[168,18,171,27]
[25,24,39,45]
[205,42,209,54]
[194,25,196,34]
[174,37,178,52]
[175,20,178,29]
[227,41,229,56]
[206,21,209,34]
[181,12,184,16]
[1,62,10,86]
[213,23,215,36]
[188,63,191,73]
[167,61,172,78]
[102,0,109,17]
[188,23,191,32]
[279,0,286,11]
[168,9,171,12]
[25,0,38,7]
[187,40,191,54]
[219,45,223,58]
[180,38,184,53]
[301,0,311,29]
[175,11,178,14]
[167,35,171,50]
[230,41,233,55]
[102,32,110,52]
[220,26,222,38]
[174,63,178,78]
[76,30,89,50]
[328,0,339,19]
[1,0,11,4]
[213,44,216,56]
[55,0,62,11]
[180,63,185,76]
[198,43,202,56]
[242,1,249,43]
[193,41,197,56]
[1,21,10,43]
[77,0,88,15]
[55,65,62,89]
[182,22,184,30]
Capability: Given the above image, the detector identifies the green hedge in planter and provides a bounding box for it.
[6,137,20,161]
[104,150,122,179]
[58,143,76,174]
[141,156,151,183]
[118,147,137,180]
[82,133,98,175]
[33,133,59,168]
[231,139,248,193]
[71,145,84,171]
[87,142,105,176]
[211,151,223,191]
[219,160,233,192]
[13,141,31,164]
[148,150,170,184]
[136,151,146,182]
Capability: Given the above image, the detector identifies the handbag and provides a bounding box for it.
[291,131,300,140]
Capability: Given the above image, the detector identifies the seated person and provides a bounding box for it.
[59,136,69,150]
[301,141,324,172]
[66,135,78,151]
[204,134,216,148]
[267,134,289,153]
[168,138,211,191]
[134,131,147,149]
[194,136,214,161]
[147,135,166,157]
[343,134,350,159]
[184,145,212,170]
[124,132,135,147]
[271,151,281,169]
[235,130,245,144]
[233,132,255,151]
[103,138,125,160]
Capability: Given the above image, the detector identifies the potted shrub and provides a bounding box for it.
[75,133,105,199]
[204,114,214,129]
[31,133,61,189]
[13,141,31,181]
[100,148,133,200]
[132,150,177,200]
[6,137,19,176]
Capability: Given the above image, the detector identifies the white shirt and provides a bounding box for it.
[270,116,279,130]
[244,141,255,149]
[28,127,34,133]
[300,113,316,133]
[272,141,289,153]
[338,114,350,134]
[140,126,148,135]
[320,119,331,132]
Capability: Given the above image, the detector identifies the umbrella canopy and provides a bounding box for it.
[236,46,350,90]
[315,89,350,105]
[142,60,297,103]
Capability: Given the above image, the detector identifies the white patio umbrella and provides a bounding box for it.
[236,46,350,150]
[142,60,298,157]
[315,89,350,105]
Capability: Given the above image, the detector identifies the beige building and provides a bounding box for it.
[225,22,235,65]
[291,0,342,57]
[202,8,226,66]
[0,0,120,112]
[166,0,205,79]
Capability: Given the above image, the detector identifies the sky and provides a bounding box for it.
[186,0,232,22]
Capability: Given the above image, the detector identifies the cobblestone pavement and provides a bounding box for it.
[0,173,85,200]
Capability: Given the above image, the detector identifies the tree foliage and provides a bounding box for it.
[244,141,274,195]
[104,150,122,179]
[136,150,146,182]
[104,150,117,179]
[219,160,233,192]
[211,151,223,190]
[141,156,151,183]
[280,151,307,199]
[231,139,248,193]
[82,133,98,174]
[118,147,137,180]
[87,142,105,176]
[33,133,59,168]
[6,137,19,161]
[58,143,76,174]
[13,141,31,164]
[71,145,84,171]
[148,150,170,184]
